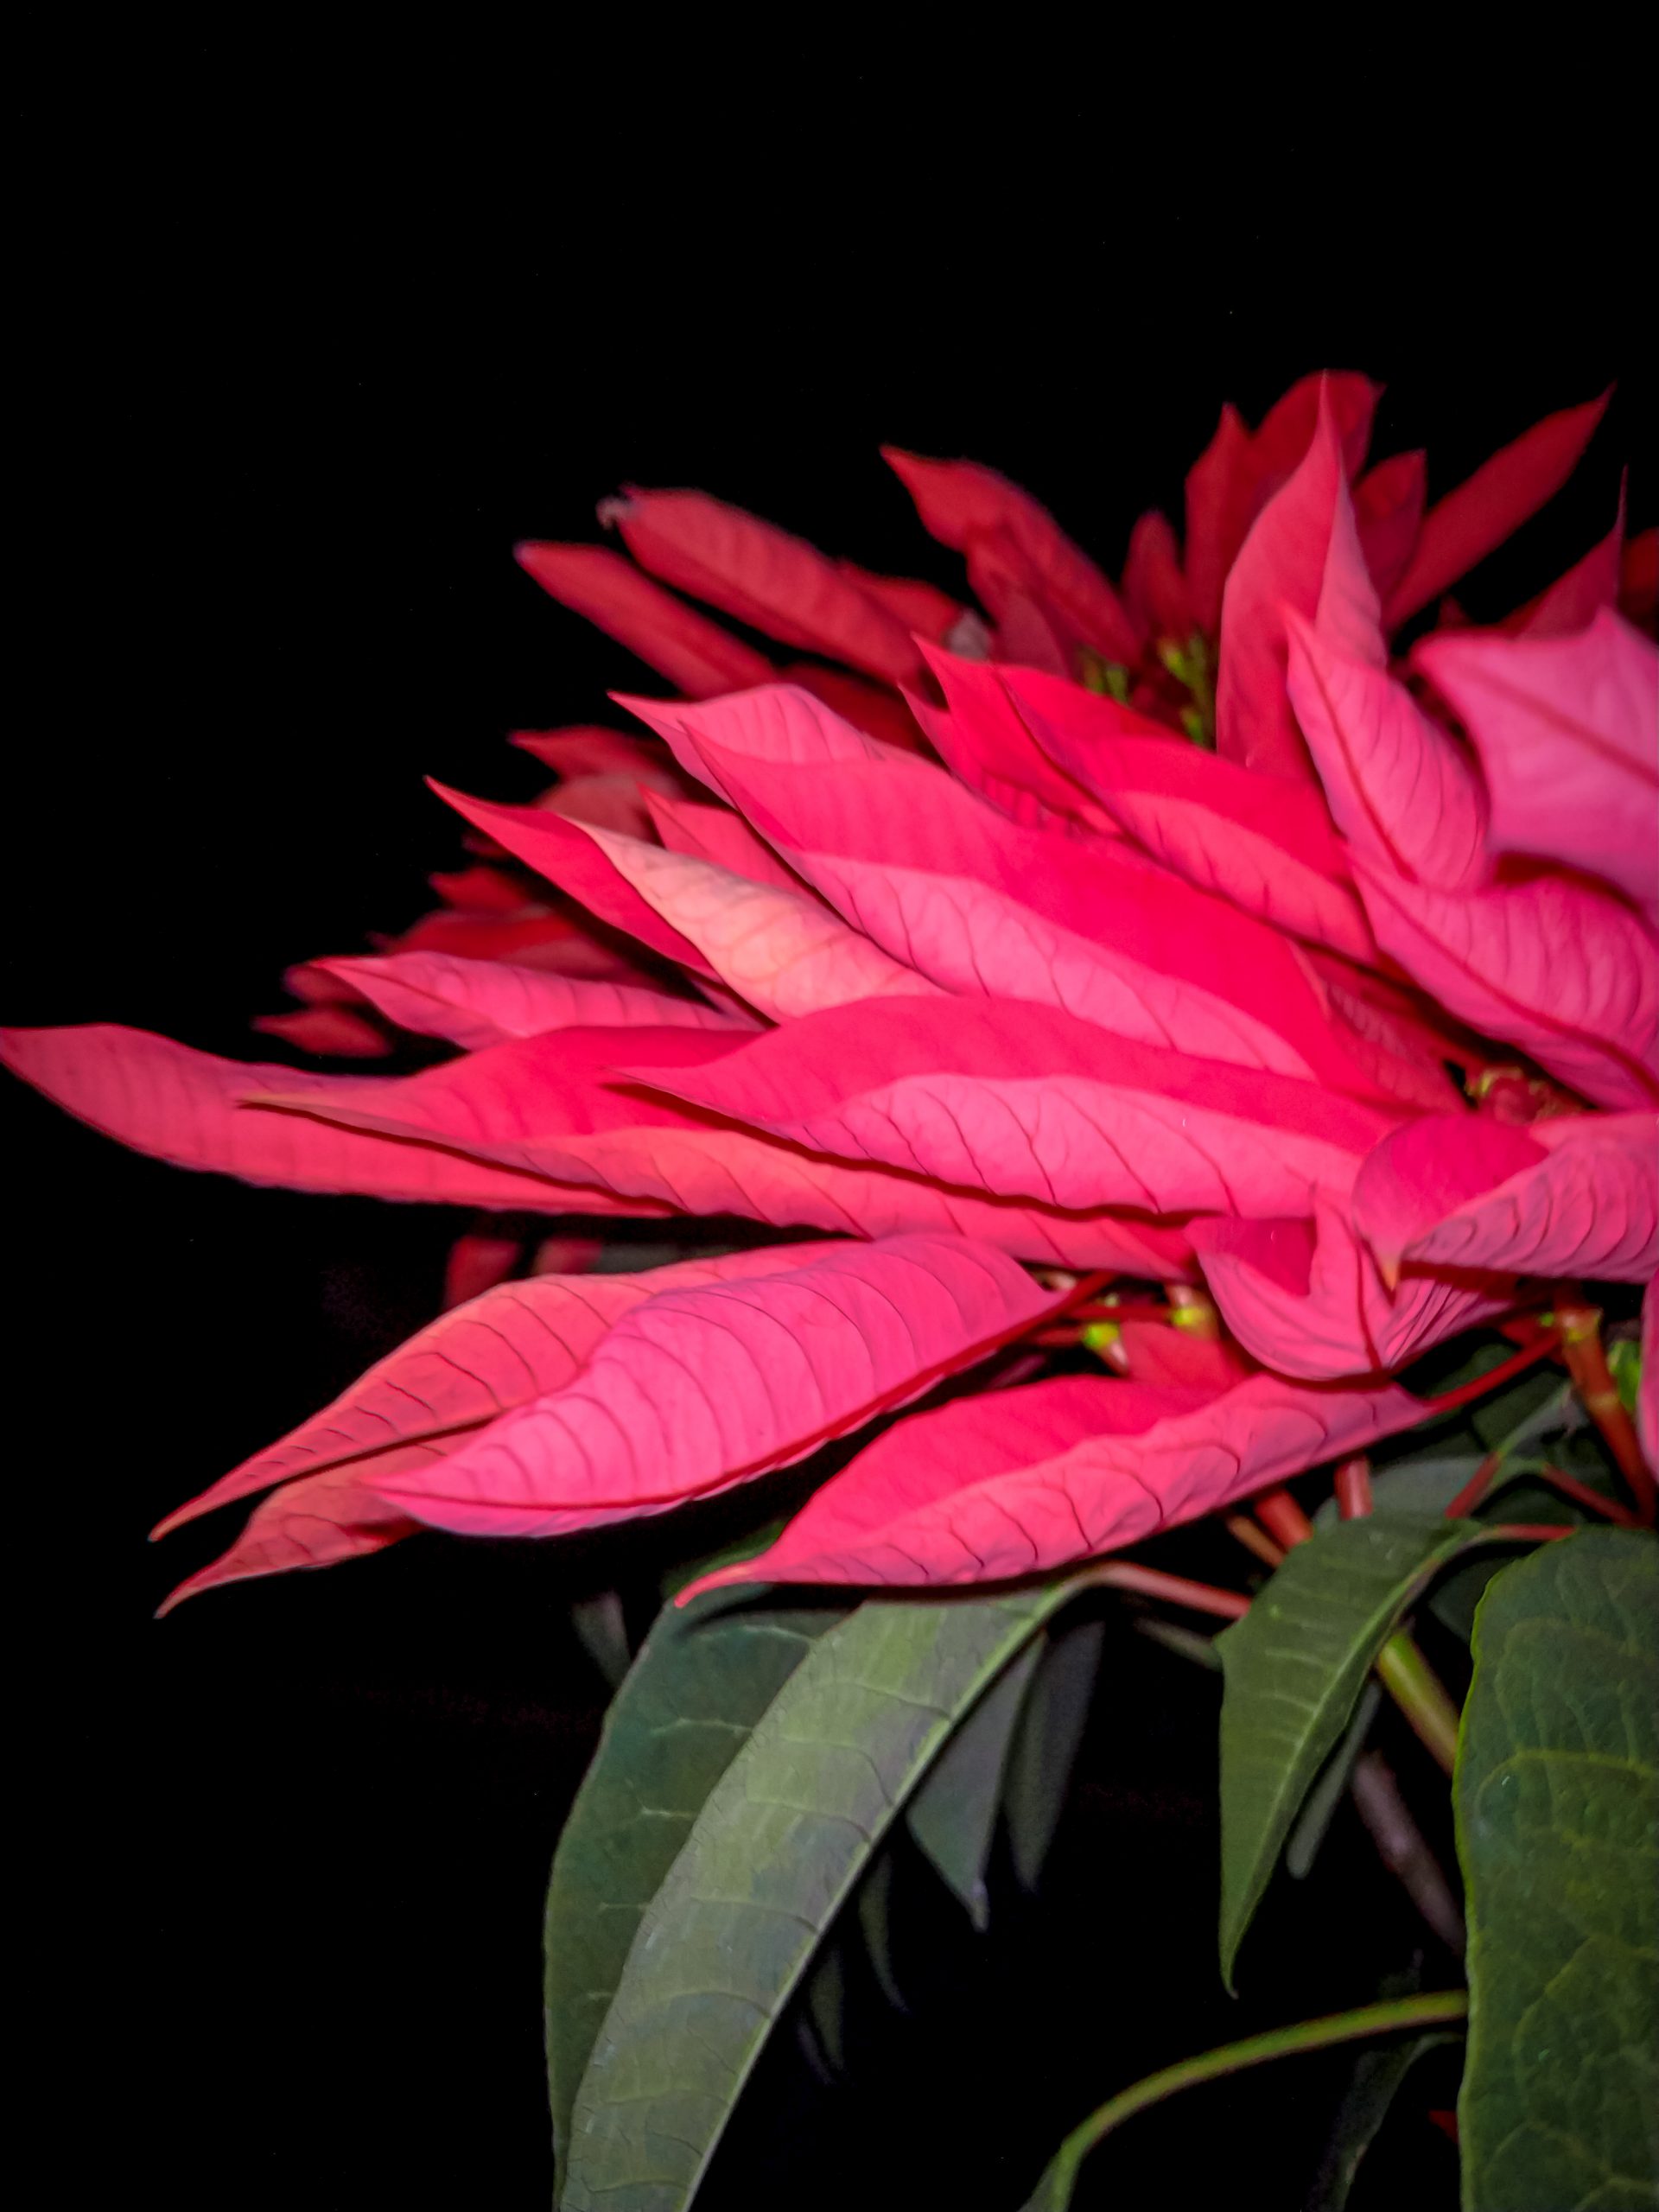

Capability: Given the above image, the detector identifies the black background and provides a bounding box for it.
[10,47,1652,2208]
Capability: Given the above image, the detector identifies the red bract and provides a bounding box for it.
[4,371,1655,1611]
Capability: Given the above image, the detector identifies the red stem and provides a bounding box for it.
[1334,1457,1374,1520]
[1554,1290,1657,1523]
[1254,1487,1316,1551]
[1445,1450,1503,1520]
[1095,1561,1250,1621]
[1536,1464,1642,1528]
[1420,1331,1562,1415]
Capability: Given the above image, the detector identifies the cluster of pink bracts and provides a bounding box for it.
[4,372,1656,1614]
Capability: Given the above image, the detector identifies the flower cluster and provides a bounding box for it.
[5,372,1655,1611]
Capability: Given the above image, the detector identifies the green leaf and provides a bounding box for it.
[560,1582,1090,2211]
[1306,2029,1462,2209]
[1019,1992,1469,2211]
[569,1590,632,1690]
[1285,1680,1383,1882]
[543,1589,849,2172]
[1003,1617,1105,1891]
[906,1637,1042,1929]
[1455,1529,1659,2212]
[1217,1514,1488,1988]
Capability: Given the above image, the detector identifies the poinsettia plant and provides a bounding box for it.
[6,371,1656,2208]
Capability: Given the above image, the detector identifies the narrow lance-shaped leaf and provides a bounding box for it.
[905,1637,1044,1930]
[514,541,775,697]
[1217,1512,1499,1989]
[638,995,1401,1221]
[1455,1530,1658,2212]
[245,1020,1201,1277]
[687,1370,1427,1598]
[316,950,749,1051]
[1384,390,1611,626]
[559,1580,1093,2212]
[602,487,925,686]
[373,1234,1065,1537]
[0,1022,631,1211]
[543,1587,850,2173]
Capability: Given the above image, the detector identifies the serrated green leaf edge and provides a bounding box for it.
[543,1590,848,2171]
[1217,1514,1487,1988]
[1455,1529,1659,2212]
[559,1580,1090,2210]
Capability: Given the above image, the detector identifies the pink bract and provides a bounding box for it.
[3,370,1653,1609]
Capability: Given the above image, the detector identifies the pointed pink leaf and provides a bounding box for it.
[157,1469,422,1614]
[510,727,689,791]
[1412,608,1659,920]
[905,645,1116,832]
[158,1245,819,1538]
[983,577,1077,675]
[1353,858,1659,1110]
[881,447,1139,662]
[0,1022,655,1211]
[372,1234,1065,1536]
[963,527,1122,670]
[251,1006,392,1058]
[1384,390,1612,626]
[543,820,943,1023]
[781,664,929,753]
[427,782,714,976]
[1351,1111,1659,1281]
[250,1023,1198,1276]
[834,561,966,643]
[1122,512,1197,641]
[620,681,900,804]
[513,543,774,696]
[1248,372,1382,505]
[632,996,1402,1219]
[1192,1198,1509,1382]
[1354,450,1427,602]
[537,772,659,841]
[693,736,1384,1090]
[1183,375,1380,639]
[1013,688,1376,960]
[603,489,925,686]
[1216,386,1349,781]
[424,863,533,912]
[643,789,806,893]
[685,1366,1423,1592]
[315,951,747,1051]
[378,905,645,980]
[1510,483,1626,639]
[1184,402,1254,638]
[1287,619,1491,893]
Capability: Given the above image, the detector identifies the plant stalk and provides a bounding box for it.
[1020,1992,1469,2209]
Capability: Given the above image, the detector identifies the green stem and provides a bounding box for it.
[1374,1631,1462,1776]
[1020,1991,1469,2211]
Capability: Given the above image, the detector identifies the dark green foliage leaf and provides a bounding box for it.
[1456,1529,1659,2211]
[543,1590,849,2171]
[1306,2029,1461,2209]
[1285,1680,1383,1881]
[906,1637,1042,1929]
[559,1583,1088,2211]
[1003,1617,1106,1891]
[569,1589,631,1690]
[1217,1514,1487,1988]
